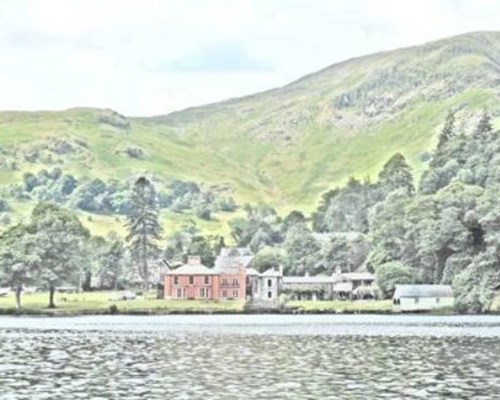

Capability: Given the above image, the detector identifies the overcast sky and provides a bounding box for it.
[0,0,499,116]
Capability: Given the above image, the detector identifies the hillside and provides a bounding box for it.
[1,31,500,234]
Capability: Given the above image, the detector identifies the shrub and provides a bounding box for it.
[196,206,211,221]
[375,261,412,298]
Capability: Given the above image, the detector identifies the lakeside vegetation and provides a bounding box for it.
[0,291,394,315]
[0,291,245,315]
[289,300,392,313]
[2,109,500,314]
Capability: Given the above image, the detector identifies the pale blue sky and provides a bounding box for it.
[0,0,498,115]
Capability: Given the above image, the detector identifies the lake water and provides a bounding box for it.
[1,314,500,399]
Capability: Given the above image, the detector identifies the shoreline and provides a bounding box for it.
[0,293,464,316]
[0,308,466,317]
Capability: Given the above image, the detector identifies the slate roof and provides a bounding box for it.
[261,268,282,277]
[215,248,254,275]
[246,267,260,276]
[343,272,375,281]
[167,262,217,275]
[215,263,243,275]
[283,272,374,285]
[283,276,336,284]
[394,284,454,298]
[215,255,254,270]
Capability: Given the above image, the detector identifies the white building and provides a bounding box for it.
[392,284,454,312]
[258,267,282,301]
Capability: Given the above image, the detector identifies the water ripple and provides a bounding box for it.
[1,315,500,399]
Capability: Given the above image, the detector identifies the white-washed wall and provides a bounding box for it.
[394,297,454,312]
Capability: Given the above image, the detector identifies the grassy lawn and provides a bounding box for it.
[0,291,245,315]
[288,300,393,313]
[0,292,393,314]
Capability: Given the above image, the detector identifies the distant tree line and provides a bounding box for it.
[4,173,237,220]
[0,176,229,310]
[1,109,499,312]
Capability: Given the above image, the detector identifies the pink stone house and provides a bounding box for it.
[164,256,246,300]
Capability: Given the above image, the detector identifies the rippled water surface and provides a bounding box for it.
[1,315,500,399]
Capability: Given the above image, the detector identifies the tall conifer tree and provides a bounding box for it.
[126,177,162,289]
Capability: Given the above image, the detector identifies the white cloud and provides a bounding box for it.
[0,0,499,115]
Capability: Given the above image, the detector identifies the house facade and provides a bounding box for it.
[282,269,376,301]
[215,262,247,300]
[215,247,283,302]
[252,267,283,301]
[393,284,454,312]
[164,249,376,304]
[164,256,246,300]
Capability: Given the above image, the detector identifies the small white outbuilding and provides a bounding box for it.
[393,284,454,312]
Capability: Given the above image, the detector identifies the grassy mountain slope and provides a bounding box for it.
[1,31,500,234]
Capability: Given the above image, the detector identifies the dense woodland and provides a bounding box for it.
[1,110,500,312]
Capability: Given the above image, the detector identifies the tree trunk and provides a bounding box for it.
[142,234,149,291]
[15,284,22,311]
[48,286,56,309]
[143,260,149,291]
[82,270,92,292]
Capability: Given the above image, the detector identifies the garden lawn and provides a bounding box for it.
[0,291,245,315]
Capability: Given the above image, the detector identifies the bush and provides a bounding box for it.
[375,261,412,298]
[23,172,39,192]
[124,146,145,159]
[0,199,10,212]
[254,246,286,272]
[60,175,77,195]
[218,197,237,212]
[196,206,211,221]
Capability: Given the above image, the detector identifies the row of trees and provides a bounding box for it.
[1,109,498,312]
[6,171,237,219]
[0,174,237,310]
[224,109,500,312]
[0,203,89,310]
[368,110,500,311]
[0,176,163,310]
